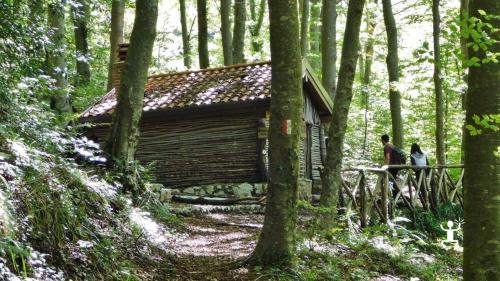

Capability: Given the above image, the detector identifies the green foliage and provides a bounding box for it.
[413,203,464,239]
[0,238,31,278]
[459,11,500,66]
[465,114,500,136]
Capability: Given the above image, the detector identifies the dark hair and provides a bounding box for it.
[411,143,423,154]
[381,134,390,142]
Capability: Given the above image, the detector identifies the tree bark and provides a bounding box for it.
[107,0,158,168]
[246,0,303,267]
[72,0,91,86]
[180,0,192,68]
[29,0,45,25]
[320,0,366,225]
[381,0,404,149]
[321,0,337,98]
[232,0,246,63]
[300,0,310,56]
[463,1,499,279]
[221,0,233,65]
[460,0,469,163]
[249,0,265,54]
[309,0,321,70]
[432,0,445,165]
[361,0,377,157]
[47,0,72,114]
[197,0,209,68]
[107,0,125,91]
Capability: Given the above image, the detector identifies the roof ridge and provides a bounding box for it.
[147,60,271,79]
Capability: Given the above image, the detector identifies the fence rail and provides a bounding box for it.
[338,164,464,228]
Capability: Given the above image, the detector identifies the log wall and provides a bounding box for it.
[88,111,261,188]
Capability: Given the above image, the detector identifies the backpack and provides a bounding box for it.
[391,146,407,165]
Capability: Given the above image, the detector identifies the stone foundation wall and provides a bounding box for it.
[150,178,313,203]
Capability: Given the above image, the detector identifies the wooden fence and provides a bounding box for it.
[338,164,464,228]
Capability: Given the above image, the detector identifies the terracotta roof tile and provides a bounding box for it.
[81,61,272,118]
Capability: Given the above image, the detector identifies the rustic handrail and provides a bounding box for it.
[342,164,464,172]
[336,164,464,228]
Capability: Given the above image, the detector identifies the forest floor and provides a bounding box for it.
[165,209,263,280]
[133,203,463,281]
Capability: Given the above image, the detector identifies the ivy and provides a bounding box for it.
[465,114,500,136]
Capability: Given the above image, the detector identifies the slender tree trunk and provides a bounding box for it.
[72,0,91,86]
[432,0,445,165]
[107,0,125,91]
[361,0,377,157]
[221,0,233,65]
[47,0,72,114]
[107,0,158,169]
[249,0,265,54]
[320,0,366,224]
[460,0,469,163]
[463,1,499,279]
[29,0,46,62]
[381,0,404,149]
[321,0,337,98]
[232,0,246,63]
[300,0,310,56]
[29,0,45,25]
[309,0,321,70]
[180,0,192,68]
[246,0,303,267]
[197,0,209,68]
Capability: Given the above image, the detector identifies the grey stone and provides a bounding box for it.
[298,178,312,200]
[170,189,181,195]
[233,183,253,198]
[159,188,172,202]
[147,183,164,193]
[205,185,214,194]
[254,183,267,195]
[183,187,195,194]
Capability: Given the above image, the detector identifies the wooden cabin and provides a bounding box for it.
[81,47,333,190]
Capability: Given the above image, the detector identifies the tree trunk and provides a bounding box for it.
[221,0,233,65]
[107,0,125,91]
[460,0,469,163]
[180,0,192,68]
[300,0,310,56]
[463,1,499,279]
[381,0,404,149]
[197,0,209,68]
[309,0,321,70]
[321,0,337,98]
[232,0,246,63]
[72,0,91,86]
[246,0,303,267]
[361,0,377,157]
[47,0,72,114]
[249,0,265,54]
[107,0,158,169]
[320,0,366,225]
[432,0,445,165]
[29,0,45,25]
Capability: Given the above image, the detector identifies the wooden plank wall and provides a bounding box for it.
[137,113,260,187]
[311,124,322,180]
[87,112,260,188]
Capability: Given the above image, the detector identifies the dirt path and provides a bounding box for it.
[165,208,264,280]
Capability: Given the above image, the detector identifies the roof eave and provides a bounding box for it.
[301,58,334,116]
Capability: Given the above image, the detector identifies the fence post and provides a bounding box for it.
[381,172,389,223]
[360,171,367,228]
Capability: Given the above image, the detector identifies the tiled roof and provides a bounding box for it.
[81,61,272,118]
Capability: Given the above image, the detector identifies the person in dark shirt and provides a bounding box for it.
[381,134,398,198]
